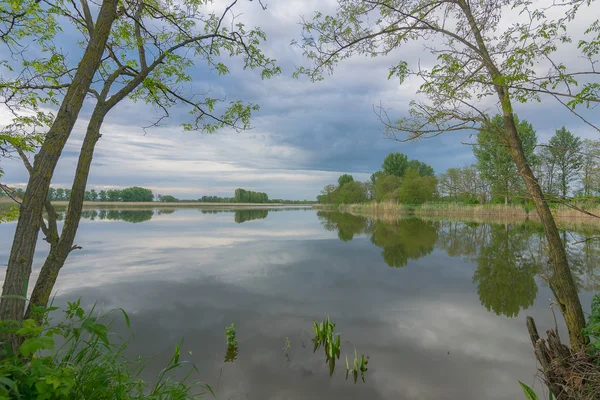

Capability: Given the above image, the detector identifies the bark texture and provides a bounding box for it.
[25,107,106,317]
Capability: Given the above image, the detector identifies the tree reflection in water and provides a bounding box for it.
[317,211,600,318]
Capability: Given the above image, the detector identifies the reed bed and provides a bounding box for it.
[314,202,600,230]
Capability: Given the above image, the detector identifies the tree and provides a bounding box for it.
[337,174,354,187]
[121,187,154,202]
[0,0,120,325]
[398,169,437,204]
[296,0,592,351]
[438,165,488,203]
[55,188,65,201]
[107,190,121,202]
[373,174,402,202]
[336,181,367,204]
[580,139,600,196]
[473,115,537,205]
[407,160,435,177]
[381,153,408,177]
[320,184,337,204]
[547,127,583,199]
[47,187,56,202]
[98,190,108,202]
[157,194,179,203]
[1,0,279,326]
[89,189,98,201]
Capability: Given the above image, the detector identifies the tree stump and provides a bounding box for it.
[526,316,599,400]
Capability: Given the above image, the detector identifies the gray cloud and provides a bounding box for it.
[1,0,599,199]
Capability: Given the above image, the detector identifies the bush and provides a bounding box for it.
[0,300,211,399]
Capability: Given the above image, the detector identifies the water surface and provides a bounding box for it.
[0,207,598,399]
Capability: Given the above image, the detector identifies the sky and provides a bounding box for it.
[1,0,599,200]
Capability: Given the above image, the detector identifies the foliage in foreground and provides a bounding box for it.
[582,294,600,354]
[0,300,211,399]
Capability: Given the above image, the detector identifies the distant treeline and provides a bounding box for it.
[234,188,268,203]
[318,115,600,206]
[1,186,313,204]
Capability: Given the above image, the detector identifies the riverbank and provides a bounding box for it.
[314,202,600,230]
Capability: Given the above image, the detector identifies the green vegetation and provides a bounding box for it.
[234,188,269,203]
[312,317,368,383]
[317,152,436,205]
[0,0,279,328]
[224,324,238,363]
[473,115,537,205]
[0,301,211,399]
[582,294,600,353]
[157,195,179,203]
[44,187,155,203]
[198,196,235,203]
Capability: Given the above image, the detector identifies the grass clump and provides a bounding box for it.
[0,300,212,399]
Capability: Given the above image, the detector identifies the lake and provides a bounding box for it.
[0,207,598,399]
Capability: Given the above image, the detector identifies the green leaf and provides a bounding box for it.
[19,335,54,357]
[518,381,539,400]
[0,376,19,397]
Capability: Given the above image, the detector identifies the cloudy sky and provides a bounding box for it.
[2,0,599,200]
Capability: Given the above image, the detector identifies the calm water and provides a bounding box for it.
[1,207,598,399]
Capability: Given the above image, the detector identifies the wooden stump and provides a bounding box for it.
[526,316,599,400]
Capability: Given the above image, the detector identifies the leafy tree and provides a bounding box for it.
[234,188,268,203]
[295,0,593,350]
[89,189,98,201]
[337,174,354,187]
[55,188,65,201]
[374,174,402,202]
[320,184,337,204]
[398,169,437,204]
[473,115,537,205]
[47,187,56,201]
[98,190,107,202]
[381,153,408,177]
[580,139,600,196]
[121,187,154,202]
[1,0,279,326]
[336,181,367,204]
[546,127,583,198]
[407,160,435,177]
[157,194,179,203]
[107,190,121,202]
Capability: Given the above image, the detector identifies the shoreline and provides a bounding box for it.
[313,202,600,231]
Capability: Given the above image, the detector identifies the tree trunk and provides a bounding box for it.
[457,0,588,351]
[499,97,588,351]
[0,0,118,323]
[25,107,107,317]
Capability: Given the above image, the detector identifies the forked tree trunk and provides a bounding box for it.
[0,0,118,324]
[25,108,107,318]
